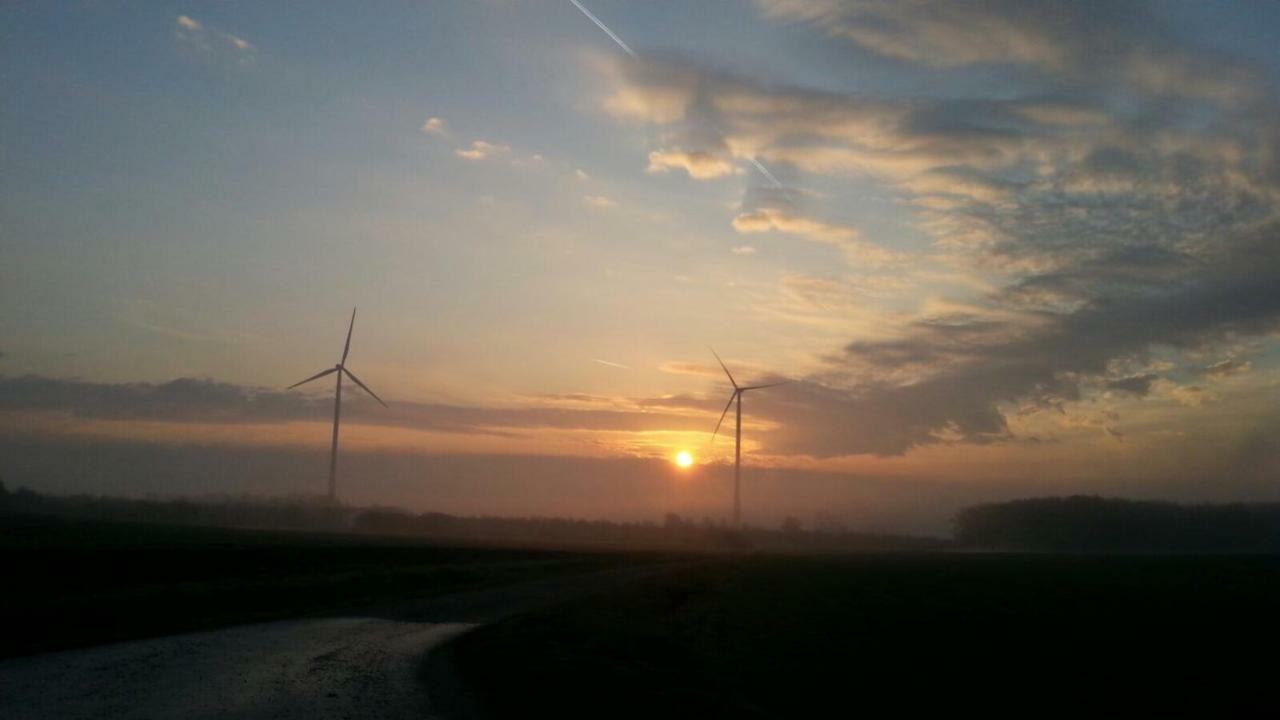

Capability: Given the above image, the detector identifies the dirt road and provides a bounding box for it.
[0,617,475,720]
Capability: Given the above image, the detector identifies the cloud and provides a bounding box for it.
[774,224,1280,456]
[0,375,710,436]
[756,0,1265,104]
[585,3,1280,458]
[583,194,617,209]
[732,188,902,268]
[1106,374,1159,397]
[594,54,1053,234]
[1203,359,1252,378]
[733,207,855,243]
[174,15,254,58]
[455,140,510,161]
[646,149,738,179]
[420,117,447,136]
[758,0,1073,70]
[731,207,908,268]
[1013,102,1110,128]
[1165,383,1208,407]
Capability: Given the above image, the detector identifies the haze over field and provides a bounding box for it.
[4,1,1280,533]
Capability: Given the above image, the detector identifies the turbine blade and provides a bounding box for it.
[710,392,737,443]
[341,307,357,364]
[342,367,388,408]
[740,381,789,391]
[709,347,738,389]
[287,366,338,390]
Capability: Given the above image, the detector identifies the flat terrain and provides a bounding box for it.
[8,516,1280,718]
[0,514,683,658]
[0,515,694,719]
[449,554,1280,717]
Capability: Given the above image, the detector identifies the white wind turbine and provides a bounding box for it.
[709,348,786,529]
[287,308,387,502]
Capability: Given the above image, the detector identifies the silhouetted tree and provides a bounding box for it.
[955,495,1280,552]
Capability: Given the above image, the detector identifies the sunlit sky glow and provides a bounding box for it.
[3,1,1280,533]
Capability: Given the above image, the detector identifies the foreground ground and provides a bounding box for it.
[6,516,1280,718]
[0,618,474,720]
[0,514,684,658]
[0,515,692,718]
[447,554,1280,717]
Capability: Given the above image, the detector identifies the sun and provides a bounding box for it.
[675,451,694,468]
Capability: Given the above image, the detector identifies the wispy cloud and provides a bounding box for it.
[583,194,617,209]
[756,0,1265,104]
[732,199,902,268]
[420,116,448,136]
[1203,359,1252,378]
[455,140,510,160]
[646,149,739,180]
[174,15,255,60]
[0,375,707,435]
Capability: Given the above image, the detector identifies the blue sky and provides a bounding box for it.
[4,2,880,392]
[4,2,1280,530]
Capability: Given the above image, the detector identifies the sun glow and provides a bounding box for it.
[675,450,694,468]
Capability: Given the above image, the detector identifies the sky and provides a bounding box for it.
[3,1,1280,534]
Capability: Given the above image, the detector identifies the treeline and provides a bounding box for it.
[0,483,942,553]
[956,495,1280,552]
[0,483,350,533]
[352,508,944,553]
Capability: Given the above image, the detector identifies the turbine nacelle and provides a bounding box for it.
[708,347,787,443]
[286,310,387,409]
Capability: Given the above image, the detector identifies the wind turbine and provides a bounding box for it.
[709,348,786,528]
[287,308,387,503]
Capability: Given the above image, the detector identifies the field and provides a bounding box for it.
[8,512,1280,717]
[445,553,1280,717]
[0,513,679,659]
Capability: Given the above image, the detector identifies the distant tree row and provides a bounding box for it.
[955,495,1280,552]
[0,485,942,553]
[0,484,350,532]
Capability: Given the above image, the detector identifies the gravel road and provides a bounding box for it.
[0,617,475,720]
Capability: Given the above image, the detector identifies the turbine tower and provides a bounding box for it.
[709,348,785,529]
[287,308,387,502]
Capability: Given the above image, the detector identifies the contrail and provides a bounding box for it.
[745,153,783,188]
[567,0,783,188]
[569,0,636,58]
[592,358,632,370]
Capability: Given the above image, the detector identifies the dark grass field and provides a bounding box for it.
[0,514,674,659]
[447,553,1280,718]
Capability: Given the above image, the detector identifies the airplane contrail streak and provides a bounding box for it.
[569,0,636,58]
[567,0,783,189]
[592,358,632,370]
[745,156,783,188]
